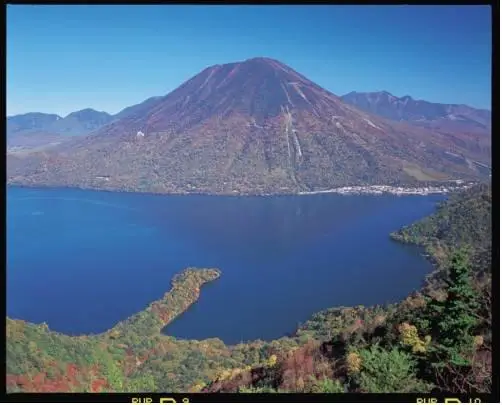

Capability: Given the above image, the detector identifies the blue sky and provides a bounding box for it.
[7,5,492,116]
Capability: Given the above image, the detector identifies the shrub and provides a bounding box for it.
[313,378,346,393]
[346,352,362,374]
[356,345,431,393]
[398,323,431,353]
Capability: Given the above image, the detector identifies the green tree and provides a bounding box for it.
[313,378,346,393]
[354,345,430,393]
[424,249,480,367]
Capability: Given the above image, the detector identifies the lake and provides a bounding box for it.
[7,186,443,344]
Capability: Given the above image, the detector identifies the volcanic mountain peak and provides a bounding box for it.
[8,58,491,196]
[207,56,300,74]
[105,57,351,135]
[192,56,318,94]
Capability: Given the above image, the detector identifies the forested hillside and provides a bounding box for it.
[6,185,493,394]
[391,183,492,300]
[391,183,491,267]
[6,269,299,393]
[8,59,490,196]
[205,184,493,394]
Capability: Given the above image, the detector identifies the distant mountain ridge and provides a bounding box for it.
[7,109,113,137]
[7,57,491,195]
[6,112,62,135]
[6,101,167,150]
[341,91,491,135]
[6,109,116,150]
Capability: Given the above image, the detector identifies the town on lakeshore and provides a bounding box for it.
[298,180,476,196]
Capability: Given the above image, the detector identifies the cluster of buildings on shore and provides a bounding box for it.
[299,181,475,196]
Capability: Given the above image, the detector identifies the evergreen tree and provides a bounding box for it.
[425,249,480,367]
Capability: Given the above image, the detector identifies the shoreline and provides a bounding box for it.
[6,193,454,347]
[296,182,475,196]
[7,180,477,198]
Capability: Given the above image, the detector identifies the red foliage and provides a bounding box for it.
[6,375,19,386]
[159,311,171,323]
[66,364,78,378]
[16,375,30,386]
[33,373,46,385]
[7,361,112,393]
[278,341,331,391]
[90,378,108,393]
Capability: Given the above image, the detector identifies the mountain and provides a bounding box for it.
[6,100,165,151]
[341,91,491,135]
[113,96,163,121]
[7,109,113,150]
[7,57,491,195]
[392,182,492,272]
[6,112,62,137]
[48,108,114,137]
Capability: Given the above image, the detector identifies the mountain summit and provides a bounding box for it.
[102,57,358,136]
[341,91,491,135]
[8,58,491,195]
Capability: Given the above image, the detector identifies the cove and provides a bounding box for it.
[7,186,443,344]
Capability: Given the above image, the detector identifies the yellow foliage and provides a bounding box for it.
[28,341,37,352]
[217,369,232,381]
[267,354,278,367]
[191,383,205,392]
[346,352,362,374]
[296,376,305,390]
[398,323,430,353]
[108,330,121,339]
[215,368,243,382]
[473,335,484,347]
[230,368,242,378]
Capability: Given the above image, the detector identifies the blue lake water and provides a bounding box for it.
[7,186,444,344]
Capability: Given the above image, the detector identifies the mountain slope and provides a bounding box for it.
[7,58,491,195]
[113,96,164,121]
[7,109,113,150]
[48,108,113,136]
[205,185,493,394]
[7,112,62,137]
[341,91,491,136]
[6,113,66,150]
[391,183,492,272]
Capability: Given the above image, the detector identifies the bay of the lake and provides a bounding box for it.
[7,186,443,344]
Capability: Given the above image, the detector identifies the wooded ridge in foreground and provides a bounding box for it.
[6,184,492,393]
